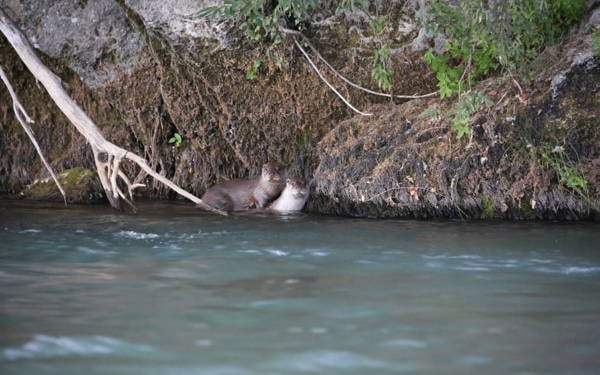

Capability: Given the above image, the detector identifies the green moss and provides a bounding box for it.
[23,168,103,203]
[481,196,496,218]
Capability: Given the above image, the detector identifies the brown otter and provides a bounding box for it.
[268,177,309,212]
[201,162,285,211]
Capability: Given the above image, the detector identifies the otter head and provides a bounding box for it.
[261,161,285,184]
[287,178,308,199]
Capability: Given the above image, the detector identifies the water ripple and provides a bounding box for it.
[2,335,154,361]
[116,231,159,240]
[268,350,389,372]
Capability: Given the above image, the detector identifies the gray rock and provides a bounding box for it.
[1,0,145,88]
[125,0,230,45]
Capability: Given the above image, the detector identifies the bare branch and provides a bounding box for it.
[0,65,67,204]
[293,38,373,116]
[282,28,438,100]
[305,40,438,100]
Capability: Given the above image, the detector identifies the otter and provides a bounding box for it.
[268,177,309,212]
[201,162,285,211]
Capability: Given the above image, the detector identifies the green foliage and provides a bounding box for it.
[419,107,441,121]
[450,92,494,139]
[196,0,318,45]
[370,16,393,93]
[424,49,463,98]
[425,0,586,98]
[592,28,600,57]
[246,59,262,80]
[540,145,589,201]
[198,1,396,93]
[168,132,183,148]
[420,92,493,139]
[371,44,393,92]
[337,0,369,14]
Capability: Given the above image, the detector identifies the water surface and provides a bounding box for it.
[1,201,599,374]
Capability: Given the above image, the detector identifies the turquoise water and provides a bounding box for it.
[1,201,599,375]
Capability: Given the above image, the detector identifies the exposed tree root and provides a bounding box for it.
[284,28,438,117]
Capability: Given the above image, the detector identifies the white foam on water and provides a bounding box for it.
[19,229,41,234]
[528,258,554,264]
[116,230,159,240]
[266,249,288,257]
[76,246,117,255]
[535,265,600,275]
[455,266,491,272]
[268,350,388,372]
[307,249,330,257]
[423,254,482,260]
[563,266,600,274]
[237,249,262,255]
[2,335,153,360]
[383,338,428,349]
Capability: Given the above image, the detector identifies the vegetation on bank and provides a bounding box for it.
[194,0,593,207]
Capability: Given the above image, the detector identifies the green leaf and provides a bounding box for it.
[452,118,471,139]
[169,132,183,148]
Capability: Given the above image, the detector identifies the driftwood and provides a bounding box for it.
[0,8,226,215]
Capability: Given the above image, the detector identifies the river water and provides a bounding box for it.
[0,201,599,375]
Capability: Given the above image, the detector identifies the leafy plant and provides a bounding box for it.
[592,28,600,57]
[424,0,586,98]
[450,92,494,139]
[369,16,393,93]
[420,92,493,139]
[540,145,589,201]
[169,132,183,148]
[419,107,441,121]
[372,45,393,92]
[424,49,463,99]
[196,0,318,46]
[246,59,262,80]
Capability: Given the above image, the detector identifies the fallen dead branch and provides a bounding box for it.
[0,65,67,204]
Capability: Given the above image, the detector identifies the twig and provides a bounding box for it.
[293,37,373,116]
[287,29,438,100]
[0,65,67,204]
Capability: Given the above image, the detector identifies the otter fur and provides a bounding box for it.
[268,177,309,212]
[202,162,285,211]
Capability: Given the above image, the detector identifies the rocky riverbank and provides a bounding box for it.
[0,1,598,219]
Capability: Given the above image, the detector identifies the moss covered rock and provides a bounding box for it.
[22,168,104,203]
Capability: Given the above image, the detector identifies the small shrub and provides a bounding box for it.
[592,28,600,57]
[540,145,589,201]
[425,0,587,97]
[196,0,318,46]
[169,132,183,148]
[370,16,393,92]
[450,92,494,139]
[246,59,262,80]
